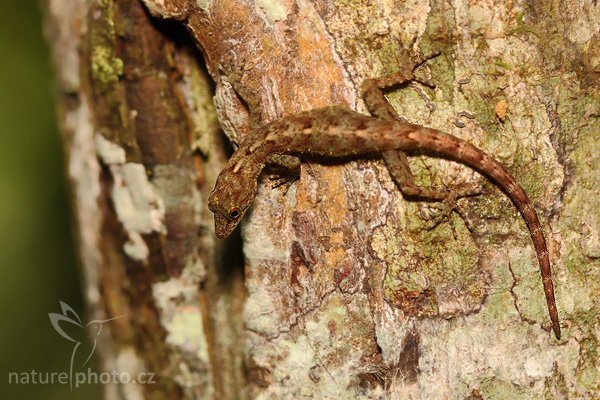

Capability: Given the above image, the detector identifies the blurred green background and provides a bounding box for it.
[0,1,100,398]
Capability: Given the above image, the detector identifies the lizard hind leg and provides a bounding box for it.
[361,61,480,222]
[382,150,481,227]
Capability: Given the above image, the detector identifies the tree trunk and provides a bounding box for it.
[44,0,599,398]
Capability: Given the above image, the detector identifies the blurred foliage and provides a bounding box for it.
[0,1,100,398]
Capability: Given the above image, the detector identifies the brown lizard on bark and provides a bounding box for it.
[207,63,561,339]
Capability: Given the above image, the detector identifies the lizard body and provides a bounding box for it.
[208,106,560,339]
[208,74,561,340]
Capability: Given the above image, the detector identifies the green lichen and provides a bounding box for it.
[543,29,600,391]
[366,1,598,396]
[255,0,287,24]
[188,60,220,156]
[375,40,410,76]
[378,205,481,316]
[411,216,478,281]
[90,0,121,84]
[479,292,516,329]
[167,308,210,363]
[195,0,212,12]
[91,46,123,84]
[386,87,431,123]
[418,1,457,101]
[88,0,129,146]
[542,363,569,398]
[552,77,600,350]
[509,249,550,323]
[336,0,362,8]
[257,293,374,399]
[479,377,527,399]
[574,312,600,390]
[507,10,542,39]
[461,75,500,127]
[512,147,547,202]
[578,364,598,389]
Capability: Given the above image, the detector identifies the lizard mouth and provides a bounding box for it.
[213,213,237,239]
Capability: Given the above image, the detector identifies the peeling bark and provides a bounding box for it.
[45,0,599,399]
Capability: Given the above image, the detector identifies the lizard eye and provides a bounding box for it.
[228,207,241,220]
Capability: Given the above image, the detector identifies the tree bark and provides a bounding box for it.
[45,0,599,399]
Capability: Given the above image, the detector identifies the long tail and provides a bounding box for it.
[401,124,560,339]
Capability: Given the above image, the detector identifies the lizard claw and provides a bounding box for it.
[419,185,482,229]
[269,174,298,194]
[420,193,458,230]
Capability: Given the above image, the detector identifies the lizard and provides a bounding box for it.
[207,61,561,340]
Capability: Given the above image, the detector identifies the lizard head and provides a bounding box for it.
[208,156,262,239]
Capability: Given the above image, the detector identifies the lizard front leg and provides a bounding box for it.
[266,154,301,192]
